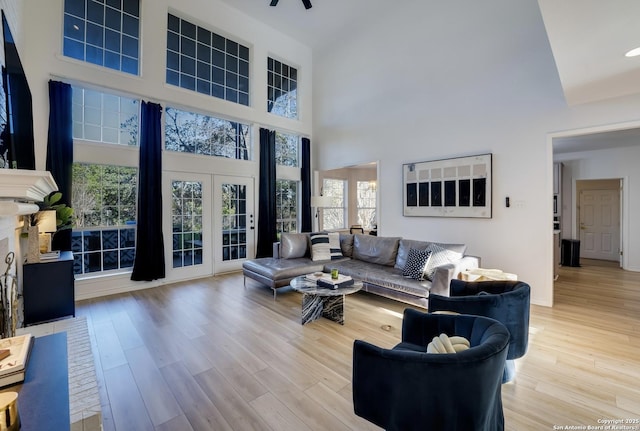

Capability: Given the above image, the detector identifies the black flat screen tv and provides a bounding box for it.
[0,10,35,170]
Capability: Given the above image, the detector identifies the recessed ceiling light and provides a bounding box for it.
[625,47,640,57]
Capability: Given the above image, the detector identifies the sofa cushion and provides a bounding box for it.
[280,233,309,259]
[353,234,401,267]
[310,232,331,261]
[339,234,354,257]
[402,248,432,280]
[329,232,343,260]
[424,243,463,281]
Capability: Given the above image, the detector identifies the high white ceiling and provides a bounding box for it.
[218,0,640,152]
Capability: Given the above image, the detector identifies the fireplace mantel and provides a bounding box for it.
[0,169,58,216]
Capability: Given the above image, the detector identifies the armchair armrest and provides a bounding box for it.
[429,255,481,297]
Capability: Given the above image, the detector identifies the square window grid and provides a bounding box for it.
[276,179,298,235]
[63,0,140,75]
[166,14,250,106]
[171,180,204,268]
[221,183,247,261]
[72,227,136,275]
[268,57,298,119]
[72,86,139,145]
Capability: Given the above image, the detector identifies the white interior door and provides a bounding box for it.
[579,188,620,262]
[163,172,213,281]
[213,175,255,273]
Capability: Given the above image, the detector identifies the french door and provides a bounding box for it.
[213,175,255,273]
[164,172,254,280]
[164,172,213,281]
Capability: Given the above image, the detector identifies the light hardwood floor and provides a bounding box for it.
[76,259,640,431]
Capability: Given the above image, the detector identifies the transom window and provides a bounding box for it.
[71,163,138,275]
[164,107,250,160]
[276,179,298,235]
[268,57,297,119]
[72,86,139,145]
[166,14,250,106]
[357,180,377,229]
[275,131,299,167]
[322,178,346,230]
[63,0,140,75]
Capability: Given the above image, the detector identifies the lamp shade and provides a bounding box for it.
[311,195,332,208]
[38,210,58,233]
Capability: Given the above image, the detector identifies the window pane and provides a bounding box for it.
[275,131,299,167]
[276,180,298,236]
[72,163,138,276]
[63,0,140,75]
[72,86,139,145]
[267,57,298,119]
[357,180,377,229]
[166,14,250,106]
[322,178,346,230]
[165,107,251,160]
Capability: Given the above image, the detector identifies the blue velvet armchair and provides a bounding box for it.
[428,279,531,382]
[352,310,510,431]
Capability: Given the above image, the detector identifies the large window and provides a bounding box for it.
[276,180,297,235]
[72,86,139,145]
[268,57,297,119]
[275,131,299,167]
[71,163,138,275]
[63,0,140,75]
[164,107,250,160]
[357,181,377,229]
[166,14,250,106]
[322,178,346,230]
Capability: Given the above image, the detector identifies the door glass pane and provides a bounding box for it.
[222,183,247,261]
[171,180,203,268]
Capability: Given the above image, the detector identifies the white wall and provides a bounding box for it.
[312,0,640,306]
[557,145,640,271]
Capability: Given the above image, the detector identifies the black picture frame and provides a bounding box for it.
[403,153,492,218]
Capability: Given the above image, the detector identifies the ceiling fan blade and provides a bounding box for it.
[270,0,279,6]
[302,0,312,9]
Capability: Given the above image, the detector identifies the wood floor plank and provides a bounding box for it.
[103,364,154,431]
[195,367,272,430]
[124,345,183,426]
[159,361,233,431]
[77,259,640,431]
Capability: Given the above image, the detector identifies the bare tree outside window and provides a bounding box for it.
[276,180,298,235]
[274,131,298,167]
[165,107,250,160]
[322,178,346,230]
[357,180,377,229]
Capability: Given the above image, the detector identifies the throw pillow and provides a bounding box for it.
[424,243,463,281]
[328,232,343,260]
[427,333,470,354]
[402,248,432,280]
[280,233,308,259]
[310,232,330,261]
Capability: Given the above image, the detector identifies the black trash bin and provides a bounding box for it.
[561,239,580,267]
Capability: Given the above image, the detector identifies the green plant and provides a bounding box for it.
[39,192,74,231]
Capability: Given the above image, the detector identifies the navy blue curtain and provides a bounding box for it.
[256,128,277,258]
[131,101,165,281]
[46,80,73,251]
[301,137,312,232]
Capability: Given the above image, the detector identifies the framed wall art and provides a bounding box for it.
[403,153,492,218]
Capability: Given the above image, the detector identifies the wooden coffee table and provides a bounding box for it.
[290,276,362,325]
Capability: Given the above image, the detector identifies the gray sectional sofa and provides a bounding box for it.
[242,233,480,308]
